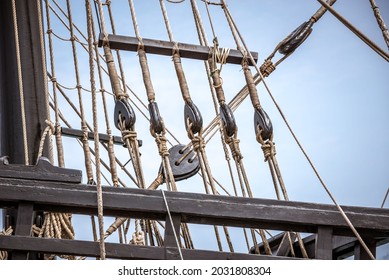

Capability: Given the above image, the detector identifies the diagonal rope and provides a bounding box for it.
[316,0,389,62]
[369,0,389,50]
[221,0,376,260]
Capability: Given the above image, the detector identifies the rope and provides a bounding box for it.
[369,0,389,50]
[34,213,75,260]
[316,0,389,62]
[381,187,389,208]
[222,0,377,259]
[37,0,54,164]
[129,0,178,193]
[90,9,119,187]
[86,0,106,260]
[0,227,13,260]
[66,0,95,183]
[45,1,66,168]
[11,0,29,165]
[37,120,55,161]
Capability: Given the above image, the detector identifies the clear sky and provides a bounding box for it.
[1,0,389,259]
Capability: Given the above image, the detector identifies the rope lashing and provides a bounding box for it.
[0,227,13,260]
[160,0,204,145]
[260,59,276,78]
[129,0,177,192]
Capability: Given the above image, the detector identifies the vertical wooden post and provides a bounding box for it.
[0,0,48,259]
[164,214,182,260]
[11,202,34,260]
[354,238,376,260]
[315,226,333,259]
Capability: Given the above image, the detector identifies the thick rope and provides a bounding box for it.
[0,227,13,260]
[86,0,106,260]
[222,0,376,260]
[37,0,54,164]
[66,0,94,183]
[369,0,389,50]
[316,0,389,62]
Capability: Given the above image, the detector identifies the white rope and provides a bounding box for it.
[11,0,29,165]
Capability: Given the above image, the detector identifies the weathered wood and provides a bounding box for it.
[0,235,292,260]
[61,127,124,146]
[0,178,388,238]
[0,157,82,183]
[315,226,333,259]
[164,214,182,260]
[61,127,143,148]
[276,232,296,256]
[354,238,376,260]
[98,34,258,65]
[11,202,34,260]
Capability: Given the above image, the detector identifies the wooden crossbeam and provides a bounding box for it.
[60,127,144,147]
[0,235,291,260]
[1,177,388,238]
[98,33,258,65]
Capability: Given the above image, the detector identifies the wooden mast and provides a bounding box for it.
[0,0,49,259]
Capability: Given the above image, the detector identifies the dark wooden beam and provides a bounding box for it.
[0,235,292,260]
[354,238,376,260]
[276,232,296,256]
[164,214,182,260]
[0,157,82,183]
[315,226,333,259]
[98,34,258,65]
[61,127,142,147]
[0,178,389,238]
[11,202,34,260]
[61,127,125,146]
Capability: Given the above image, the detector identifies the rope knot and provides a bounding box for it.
[225,136,243,161]
[155,135,169,157]
[191,135,205,152]
[261,140,276,162]
[121,129,137,143]
[260,59,276,77]
[130,231,145,245]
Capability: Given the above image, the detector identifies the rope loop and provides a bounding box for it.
[154,133,170,157]
[225,134,243,162]
[130,230,145,245]
[261,140,276,162]
[121,129,137,143]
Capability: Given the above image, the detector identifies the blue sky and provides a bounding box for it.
[2,0,389,259]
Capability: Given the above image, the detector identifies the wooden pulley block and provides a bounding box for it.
[254,107,273,141]
[161,144,200,182]
[114,99,136,130]
[184,100,203,134]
